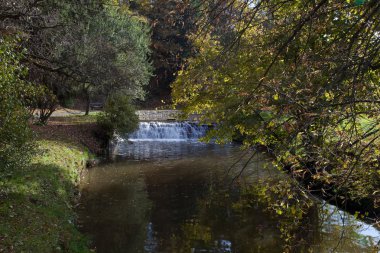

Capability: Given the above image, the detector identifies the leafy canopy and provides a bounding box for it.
[173,0,380,205]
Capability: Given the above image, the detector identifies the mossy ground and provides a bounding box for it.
[0,140,93,253]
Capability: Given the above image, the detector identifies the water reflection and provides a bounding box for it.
[144,223,158,253]
[316,203,380,252]
[79,141,380,253]
[113,141,233,160]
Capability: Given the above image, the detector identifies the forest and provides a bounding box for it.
[1,0,380,252]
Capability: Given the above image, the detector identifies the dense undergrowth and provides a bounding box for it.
[0,140,92,253]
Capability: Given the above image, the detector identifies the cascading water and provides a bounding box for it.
[127,122,208,142]
[112,122,211,159]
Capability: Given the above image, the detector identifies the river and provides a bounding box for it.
[78,122,380,253]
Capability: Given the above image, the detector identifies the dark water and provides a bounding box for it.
[78,141,380,253]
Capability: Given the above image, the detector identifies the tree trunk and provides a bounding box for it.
[85,88,90,116]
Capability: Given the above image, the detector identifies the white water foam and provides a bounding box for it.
[127,122,208,142]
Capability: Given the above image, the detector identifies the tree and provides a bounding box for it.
[53,2,152,114]
[0,38,34,172]
[97,93,139,140]
[173,0,380,213]
[130,0,199,102]
[1,0,152,115]
[27,85,58,125]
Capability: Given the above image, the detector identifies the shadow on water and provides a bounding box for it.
[78,123,380,253]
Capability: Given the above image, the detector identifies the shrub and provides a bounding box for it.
[0,38,34,172]
[97,93,139,139]
[26,85,58,124]
[34,86,59,124]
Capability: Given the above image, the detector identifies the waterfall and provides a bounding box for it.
[127,122,208,142]
[111,122,210,159]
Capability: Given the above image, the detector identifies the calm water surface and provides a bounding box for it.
[78,140,380,253]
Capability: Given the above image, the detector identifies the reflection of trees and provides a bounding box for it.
[138,155,336,252]
[79,165,152,253]
[143,160,210,252]
[309,204,380,253]
[164,178,286,253]
[79,155,380,253]
[171,174,380,253]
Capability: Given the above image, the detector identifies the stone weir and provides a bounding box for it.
[136,110,200,122]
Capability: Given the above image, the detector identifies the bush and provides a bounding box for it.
[0,38,34,172]
[97,93,139,139]
[26,85,58,125]
[33,86,58,124]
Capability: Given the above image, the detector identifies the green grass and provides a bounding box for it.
[0,140,92,253]
[50,115,98,125]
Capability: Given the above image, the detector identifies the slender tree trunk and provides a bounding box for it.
[84,86,90,116]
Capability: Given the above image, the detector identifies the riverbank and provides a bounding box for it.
[31,116,104,156]
[0,115,105,252]
[0,140,93,252]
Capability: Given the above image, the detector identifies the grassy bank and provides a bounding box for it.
[48,115,98,125]
[31,116,104,156]
[0,140,93,253]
